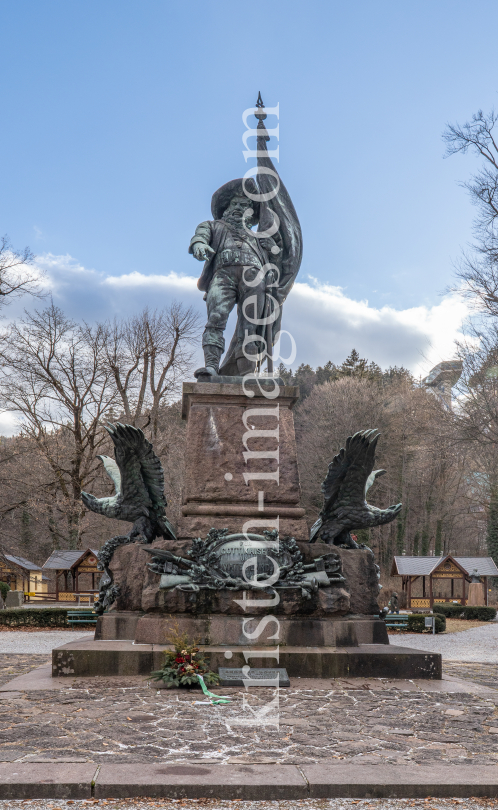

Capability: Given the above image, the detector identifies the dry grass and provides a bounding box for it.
[442,618,495,634]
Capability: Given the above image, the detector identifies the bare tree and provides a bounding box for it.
[102,303,201,440]
[0,235,44,311]
[295,374,479,574]
[0,302,199,551]
[0,303,117,548]
[444,108,498,315]
[453,327,498,444]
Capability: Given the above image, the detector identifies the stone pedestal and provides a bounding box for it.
[52,379,441,680]
[96,538,388,650]
[96,612,389,647]
[467,582,485,606]
[5,591,24,608]
[99,538,381,618]
[52,638,442,680]
[177,381,308,541]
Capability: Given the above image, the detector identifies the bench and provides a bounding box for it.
[384,615,409,629]
[67,611,98,626]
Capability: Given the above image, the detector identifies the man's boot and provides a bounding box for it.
[194,329,225,378]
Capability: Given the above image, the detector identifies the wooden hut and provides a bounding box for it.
[42,548,100,602]
[391,554,498,609]
[0,552,48,596]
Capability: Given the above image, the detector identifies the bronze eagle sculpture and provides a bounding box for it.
[81,422,176,613]
[309,429,402,548]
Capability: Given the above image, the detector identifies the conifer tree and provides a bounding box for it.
[396,505,407,554]
[337,349,381,381]
[20,508,32,555]
[421,526,430,556]
[486,486,498,567]
[277,362,293,385]
[292,364,317,398]
[315,360,337,386]
[435,519,443,556]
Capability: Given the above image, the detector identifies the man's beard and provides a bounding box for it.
[222,210,254,229]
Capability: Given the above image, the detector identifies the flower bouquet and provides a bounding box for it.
[150,624,220,689]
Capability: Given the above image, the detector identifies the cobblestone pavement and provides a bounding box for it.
[1,658,498,766]
[0,654,50,688]
[0,799,497,809]
[444,663,498,691]
[389,624,498,662]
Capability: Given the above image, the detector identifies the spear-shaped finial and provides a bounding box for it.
[254,91,268,136]
[255,91,267,123]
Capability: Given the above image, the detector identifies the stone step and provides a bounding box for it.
[1,760,498,800]
[51,638,441,679]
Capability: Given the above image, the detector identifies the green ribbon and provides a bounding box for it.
[196,674,231,704]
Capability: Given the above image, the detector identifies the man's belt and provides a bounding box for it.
[218,248,261,267]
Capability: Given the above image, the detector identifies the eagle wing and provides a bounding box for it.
[321,430,379,512]
[310,430,401,544]
[81,451,124,517]
[98,455,121,495]
[365,468,386,495]
[310,430,378,541]
[105,423,159,515]
[81,423,176,538]
[333,429,380,510]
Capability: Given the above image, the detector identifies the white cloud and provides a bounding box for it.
[284,278,469,377]
[103,271,198,291]
[24,253,469,380]
[0,412,21,438]
[36,252,100,282]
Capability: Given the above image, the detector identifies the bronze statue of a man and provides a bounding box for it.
[189,97,302,378]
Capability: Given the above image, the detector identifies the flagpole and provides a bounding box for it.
[254,93,274,376]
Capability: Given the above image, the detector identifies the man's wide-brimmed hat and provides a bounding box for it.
[211,177,260,221]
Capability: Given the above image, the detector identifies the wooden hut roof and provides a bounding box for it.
[42,549,99,571]
[2,553,41,572]
[391,555,498,577]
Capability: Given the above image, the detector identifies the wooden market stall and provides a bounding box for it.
[41,548,100,602]
[391,554,498,610]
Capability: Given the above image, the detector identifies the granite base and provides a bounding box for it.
[52,638,442,679]
[95,611,389,647]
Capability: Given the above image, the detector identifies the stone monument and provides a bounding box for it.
[52,96,441,681]
[467,569,485,606]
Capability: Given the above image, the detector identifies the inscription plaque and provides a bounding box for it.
[214,538,292,580]
[218,667,290,687]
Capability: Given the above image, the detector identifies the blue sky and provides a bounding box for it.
[1,0,498,411]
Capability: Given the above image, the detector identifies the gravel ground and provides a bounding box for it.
[0,631,93,654]
[0,799,497,809]
[390,624,498,662]
[0,622,495,658]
